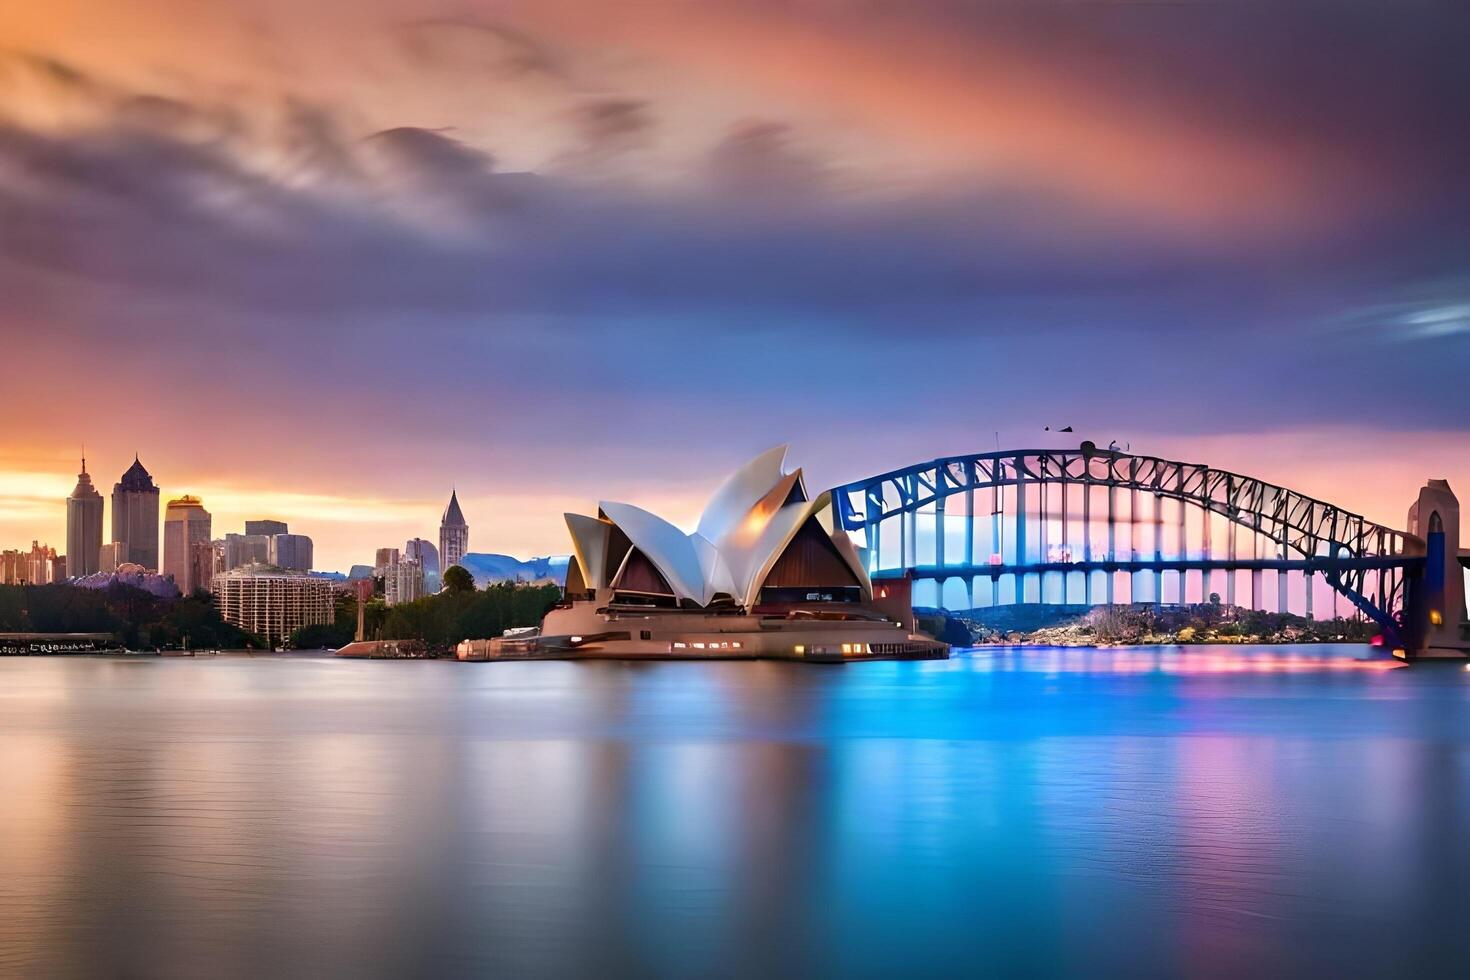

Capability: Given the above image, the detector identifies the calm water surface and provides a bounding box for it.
[2,646,1469,979]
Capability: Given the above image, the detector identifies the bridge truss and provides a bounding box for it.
[832,447,1424,641]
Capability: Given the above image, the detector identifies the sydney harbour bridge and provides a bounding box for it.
[831,442,1468,660]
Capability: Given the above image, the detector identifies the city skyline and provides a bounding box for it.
[1,432,1466,575]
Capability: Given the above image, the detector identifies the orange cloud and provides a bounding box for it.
[496,0,1358,232]
[2,0,1369,234]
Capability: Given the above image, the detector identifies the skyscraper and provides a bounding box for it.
[405,537,440,592]
[189,540,216,595]
[224,533,271,570]
[163,495,212,594]
[269,533,313,571]
[112,455,161,571]
[374,548,400,575]
[384,556,425,606]
[439,490,468,576]
[66,455,104,577]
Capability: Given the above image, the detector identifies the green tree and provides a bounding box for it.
[441,565,475,594]
[0,582,256,649]
[379,581,560,654]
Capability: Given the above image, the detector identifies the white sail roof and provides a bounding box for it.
[696,445,795,544]
[597,500,711,605]
[580,448,870,609]
[564,513,613,589]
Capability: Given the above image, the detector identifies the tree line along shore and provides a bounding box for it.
[0,573,560,655]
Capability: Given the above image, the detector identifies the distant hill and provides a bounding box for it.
[455,553,569,587]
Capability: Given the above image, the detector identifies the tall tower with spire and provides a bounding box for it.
[112,455,161,571]
[439,490,469,581]
[66,454,104,577]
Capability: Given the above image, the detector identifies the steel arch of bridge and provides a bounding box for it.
[832,447,1424,640]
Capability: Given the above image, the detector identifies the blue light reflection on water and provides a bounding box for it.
[1,647,1468,978]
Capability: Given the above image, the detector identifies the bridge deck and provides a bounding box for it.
[875,556,1422,580]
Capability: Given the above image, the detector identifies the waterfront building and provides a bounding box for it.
[405,537,440,591]
[0,544,60,584]
[163,496,212,594]
[245,520,289,537]
[384,556,425,606]
[461,447,946,662]
[99,541,128,573]
[111,456,161,571]
[5,542,62,585]
[224,533,271,570]
[439,491,468,576]
[269,533,314,572]
[66,456,104,577]
[212,565,334,646]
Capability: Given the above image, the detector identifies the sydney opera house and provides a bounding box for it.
[459,447,948,662]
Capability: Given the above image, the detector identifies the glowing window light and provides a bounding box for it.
[693,642,706,649]
[794,645,805,654]
[1430,610,1443,625]
[672,642,687,649]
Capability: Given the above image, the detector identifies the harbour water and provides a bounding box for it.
[2,647,1468,978]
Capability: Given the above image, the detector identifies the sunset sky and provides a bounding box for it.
[2,0,1467,572]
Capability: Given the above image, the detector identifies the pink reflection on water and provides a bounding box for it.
[957,646,1402,674]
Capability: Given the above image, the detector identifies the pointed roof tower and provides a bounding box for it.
[442,489,467,527]
[70,454,101,500]
[116,454,156,492]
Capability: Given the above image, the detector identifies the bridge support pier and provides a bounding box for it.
[1405,480,1469,659]
[1175,493,1187,603]
[964,485,974,567]
[1153,493,1164,606]
[1227,522,1237,607]
[935,493,946,569]
[1015,474,1027,604]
